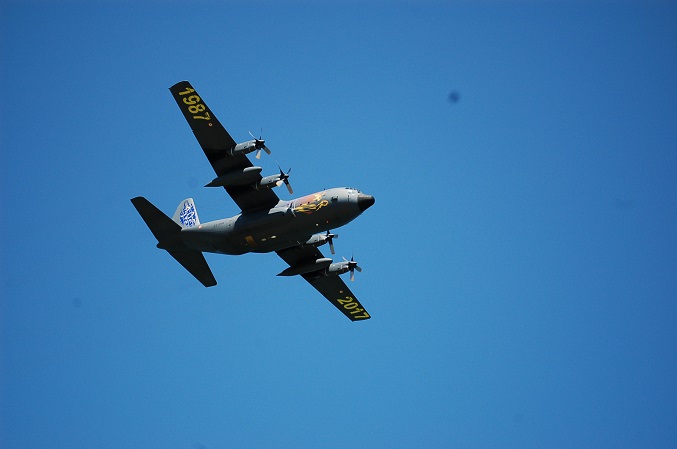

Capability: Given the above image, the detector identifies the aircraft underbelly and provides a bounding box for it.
[245,207,355,253]
[181,203,355,255]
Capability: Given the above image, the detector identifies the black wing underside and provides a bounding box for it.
[169,81,279,212]
[276,246,371,321]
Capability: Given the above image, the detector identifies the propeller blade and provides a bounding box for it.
[325,231,337,254]
[249,130,270,156]
[277,165,293,194]
[342,255,361,281]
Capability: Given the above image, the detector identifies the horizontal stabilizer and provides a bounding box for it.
[131,196,181,243]
[168,250,217,287]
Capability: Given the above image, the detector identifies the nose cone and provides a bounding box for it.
[357,193,375,212]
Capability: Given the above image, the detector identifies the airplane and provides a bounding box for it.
[131,81,375,321]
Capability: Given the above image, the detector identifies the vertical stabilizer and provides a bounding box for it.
[172,198,200,228]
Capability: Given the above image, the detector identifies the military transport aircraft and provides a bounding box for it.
[131,81,375,321]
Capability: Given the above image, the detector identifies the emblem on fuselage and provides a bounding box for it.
[293,193,329,214]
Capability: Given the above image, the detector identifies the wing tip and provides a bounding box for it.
[169,80,191,91]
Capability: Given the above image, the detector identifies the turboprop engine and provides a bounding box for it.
[254,167,293,194]
[302,231,338,254]
[227,131,271,159]
[327,257,362,282]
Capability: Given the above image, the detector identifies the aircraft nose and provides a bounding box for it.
[357,194,375,212]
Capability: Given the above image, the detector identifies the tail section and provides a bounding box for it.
[131,197,182,244]
[172,198,201,228]
[131,196,216,287]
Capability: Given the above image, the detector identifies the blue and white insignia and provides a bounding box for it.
[179,201,197,227]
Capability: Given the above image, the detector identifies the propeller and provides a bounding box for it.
[343,256,362,282]
[324,230,338,255]
[249,130,272,159]
[275,165,293,194]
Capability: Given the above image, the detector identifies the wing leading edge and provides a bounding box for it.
[276,246,371,321]
[169,81,279,212]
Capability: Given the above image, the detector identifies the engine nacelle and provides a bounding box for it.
[327,257,361,281]
[228,139,258,157]
[254,168,292,194]
[303,234,326,247]
[326,262,350,276]
[255,173,284,190]
[228,137,269,158]
[301,232,337,254]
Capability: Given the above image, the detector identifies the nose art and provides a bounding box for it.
[357,194,375,212]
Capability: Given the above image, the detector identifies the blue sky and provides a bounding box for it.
[2,1,676,448]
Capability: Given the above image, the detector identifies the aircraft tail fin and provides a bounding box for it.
[131,196,216,287]
[172,198,201,228]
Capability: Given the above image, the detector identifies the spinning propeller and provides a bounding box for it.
[276,165,293,194]
[343,256,363,282]
[324,231,338,254]
[248,130,272,159]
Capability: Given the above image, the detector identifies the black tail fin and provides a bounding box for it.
[131,197,217,287]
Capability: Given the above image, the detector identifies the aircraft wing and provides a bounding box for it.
[276,246,371,321]
[169,81,280,212]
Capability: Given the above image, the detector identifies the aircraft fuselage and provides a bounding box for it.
[177,187,374,255]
